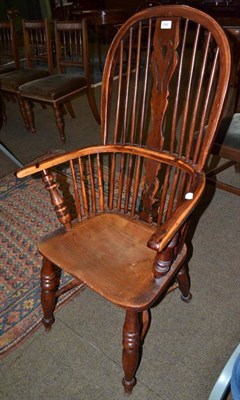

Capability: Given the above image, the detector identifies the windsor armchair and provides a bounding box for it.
[0,19,52,129]
[18,20,100,143]
[16,5,230,394]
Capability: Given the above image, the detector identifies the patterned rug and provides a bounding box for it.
[0,152,86,359]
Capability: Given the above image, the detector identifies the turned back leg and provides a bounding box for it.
[41,257,61,331]
[176,263,192,303]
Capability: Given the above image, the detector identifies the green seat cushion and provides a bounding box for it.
[0,69,49,92]
[18,74,87,101]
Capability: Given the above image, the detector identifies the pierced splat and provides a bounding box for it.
[147,17,180,151]
[140,18,180,224]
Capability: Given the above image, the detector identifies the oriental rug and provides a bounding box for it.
[0,151,86,359]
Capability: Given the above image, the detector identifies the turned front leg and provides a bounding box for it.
[41,257,61,331]
[122,310,141,394]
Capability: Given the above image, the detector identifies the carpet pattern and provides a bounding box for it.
[0,152,85,359]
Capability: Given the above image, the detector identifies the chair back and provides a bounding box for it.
[0,20,19,68]
[22,19,54,74]
[101,5,231,172]
[54,20,90,82]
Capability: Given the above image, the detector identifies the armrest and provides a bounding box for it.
[15,144,205,246]
[147,176,205,252]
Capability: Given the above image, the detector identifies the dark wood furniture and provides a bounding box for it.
[207,89,240,195]
[0,19,52,129]
[0,20,19,73]
[16,5,230,394]
[207,24,240,195]
[72,8,131,69]
[18,19,100,143]
[0,20,23,167]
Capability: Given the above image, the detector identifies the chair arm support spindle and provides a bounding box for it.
[42,169,72,231]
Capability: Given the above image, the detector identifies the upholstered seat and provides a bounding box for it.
[18,20,100,143]
[0,20,53,128]
[19,74,87,101]
[0,69,49,92]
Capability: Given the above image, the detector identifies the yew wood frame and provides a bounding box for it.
[16,5,231,395]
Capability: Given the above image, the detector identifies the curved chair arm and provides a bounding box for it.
[16,144,205,250]
[147,174,205,252]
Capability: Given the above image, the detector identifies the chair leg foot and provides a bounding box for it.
[122,377,136,395]
[181,292,192,303]
[176,263,192,303]
[122,310,141,394]
[41,257,61,332]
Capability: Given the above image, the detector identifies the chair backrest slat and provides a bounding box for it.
[22,19,54,74]
[0,20,19,68]
[43,148,199,229]
[54,19,90,82]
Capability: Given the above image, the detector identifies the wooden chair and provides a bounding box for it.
[0,20,19,74]
[207,77,240,195]
[16,5,230,394]
[0,19,53,129]
[18,20,100,143]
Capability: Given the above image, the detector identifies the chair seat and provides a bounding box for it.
[18,74,87,101]
[0,65,16,74]
[216,113,240,149]
[38,213,184,309]
[0,69,49,92]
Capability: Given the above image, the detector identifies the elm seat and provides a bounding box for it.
[0,69,50,92]
[19,74,87,101]
[38,213,187,308]
[39,214,157,308]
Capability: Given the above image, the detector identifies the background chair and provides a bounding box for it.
[0,19,53,130]
[207,113,240,195]
[18,19,100,143]
[206,25,240,196]
[0,20,19,74]
[16,5,230,395]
